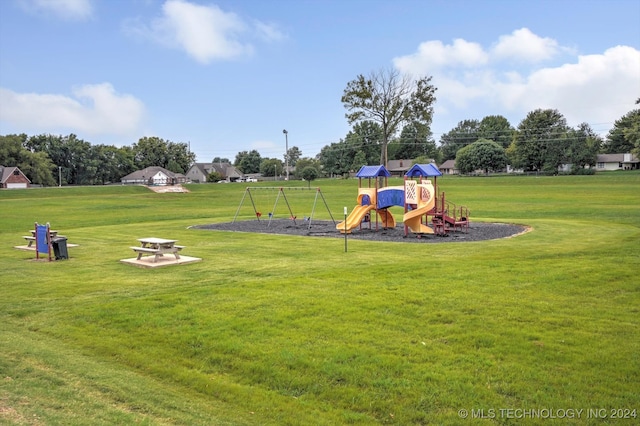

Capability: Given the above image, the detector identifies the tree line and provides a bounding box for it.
[0,134,194,186]
[1,69,638,185]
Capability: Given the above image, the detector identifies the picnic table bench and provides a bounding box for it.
[22,230,59,247]
[131,238,184,262]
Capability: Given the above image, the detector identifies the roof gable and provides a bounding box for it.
[439,160,456,169]
[355,165,391,178]
[1,166,31,183]
[405,163,442,177]
[122,166,179,181]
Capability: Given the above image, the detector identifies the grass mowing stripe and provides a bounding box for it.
[1,173,639,424]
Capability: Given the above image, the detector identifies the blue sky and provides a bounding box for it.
[1,0,639,163]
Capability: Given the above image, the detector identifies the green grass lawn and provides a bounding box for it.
[1,173,639,425]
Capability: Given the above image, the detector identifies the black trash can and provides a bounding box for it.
[52,237,68,260]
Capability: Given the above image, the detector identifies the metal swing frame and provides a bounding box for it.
[233,187,336,229]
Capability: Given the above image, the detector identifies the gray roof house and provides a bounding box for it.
[387,159,429,177]
[121,166,186,185]
[596,153,639,171]
[186,162,243,182]
[439,159,458,175]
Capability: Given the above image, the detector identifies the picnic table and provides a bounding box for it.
[131,237,184,262]
[23,229,59,247]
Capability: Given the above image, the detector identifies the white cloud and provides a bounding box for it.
[394,38,487,73]
[0,83,146,138]
[18,0,93,21]
[125,0,285,64]
[393,29,640,134]
[491,28,561,63]
[494,45,640,128]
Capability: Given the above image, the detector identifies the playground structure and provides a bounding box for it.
[233,186,336,229]
[337,164,470,236]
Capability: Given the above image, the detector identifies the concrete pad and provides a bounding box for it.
[119,255,202,268]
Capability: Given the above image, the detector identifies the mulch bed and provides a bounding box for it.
[191,219,529,244]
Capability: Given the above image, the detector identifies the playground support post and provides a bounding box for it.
[309,188,337,229]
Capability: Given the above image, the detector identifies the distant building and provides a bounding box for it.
[596,153,639,171]
[387,159,430,177]
[186,162,243,182]
[439,160,458,175]
[121,166,186,185]
[0,166,30,189]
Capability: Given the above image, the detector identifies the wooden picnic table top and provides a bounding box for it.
[137,237,178,245]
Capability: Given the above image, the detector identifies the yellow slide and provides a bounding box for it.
[377,209,396,229]
[403,184,436,234]
[337,205,375,233]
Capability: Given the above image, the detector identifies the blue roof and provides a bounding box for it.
[405,163,442,177]
[355,165,391,178]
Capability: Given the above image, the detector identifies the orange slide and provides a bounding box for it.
[336,205,375,233]
[403,182,436,234]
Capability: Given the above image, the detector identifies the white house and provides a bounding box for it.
[596,154,639,171]
[121,166,186,185]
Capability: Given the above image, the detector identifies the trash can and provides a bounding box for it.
[52,237,68,260]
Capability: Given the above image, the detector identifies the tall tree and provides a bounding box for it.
[317,141,351,177]
[235,150,262,174]
[455,139,507,175]
[259,158,283,177]
[344,121,383,166]
[604,109,640,154]
[132,136,194,173]
[341,68,436,167]
[512,109,569,172]
[25,134,93,185]
[0,134,56,185]
[133,136,168,169]
[438,119,480,161]
[393,121,438,161]
[166,141,196,173]
[0,134,28,166]
[286,146,302,167]
[478,115,514,148]
[566,123,602,172]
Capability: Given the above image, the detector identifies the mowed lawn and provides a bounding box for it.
[1,173,639,425]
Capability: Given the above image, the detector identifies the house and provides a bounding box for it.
[596,153,639,171]
[439,159,458,175]
[186,162,243,182]
[0,166,31,189]
[386,159,415,177]
[121,166,186,185]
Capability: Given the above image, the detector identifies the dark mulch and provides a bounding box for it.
[191,219,529,244]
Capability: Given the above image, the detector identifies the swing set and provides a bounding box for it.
[233,187,336,229]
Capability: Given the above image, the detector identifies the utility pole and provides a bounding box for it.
[282,129,289,181]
